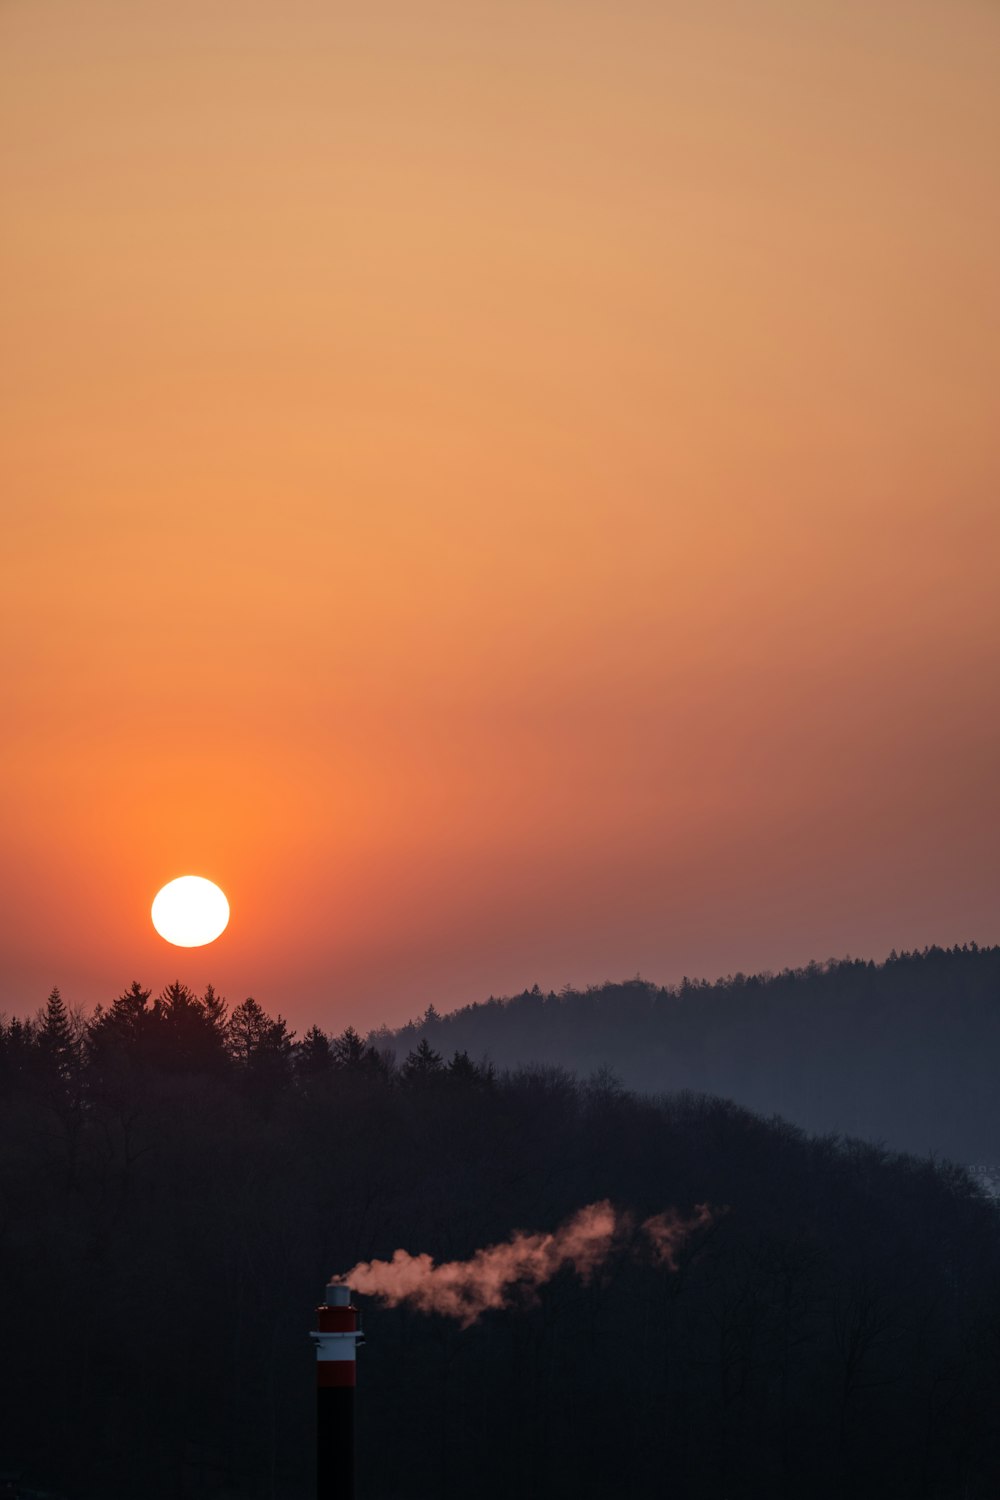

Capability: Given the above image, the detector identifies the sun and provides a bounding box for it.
[152,876,230,948]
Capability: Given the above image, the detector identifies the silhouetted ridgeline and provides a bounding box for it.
[1,980,999,1498]
[382,945,1000,1159]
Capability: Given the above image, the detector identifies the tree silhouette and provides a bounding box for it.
[331,1025,366,1068]
[0,1014,36,1088]
[295,1024,333,1083]
[36,985,78,1089]
[151,980,228,1073]
[226,997,294,1108]
[400,1037,443,1086]
[227,997,275,1064]
[446,1049,493,1088]
[87,980,154,1066]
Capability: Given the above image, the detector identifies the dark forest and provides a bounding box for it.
[383,945,1000,1160]
[2,977,999,1499]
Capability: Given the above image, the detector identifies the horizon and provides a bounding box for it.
[12,933,996,1037]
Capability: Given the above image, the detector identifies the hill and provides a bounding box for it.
[379,945,1000,1159]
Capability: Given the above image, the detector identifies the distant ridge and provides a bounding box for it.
[374,944,1000,1160]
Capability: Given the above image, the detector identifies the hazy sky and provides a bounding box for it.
[3,0,998,1030]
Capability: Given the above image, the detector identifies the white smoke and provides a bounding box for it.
[338,1200,715,1326]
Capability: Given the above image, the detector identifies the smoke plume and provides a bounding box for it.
[641,1203,715,1270]
[338,1200,713,1326]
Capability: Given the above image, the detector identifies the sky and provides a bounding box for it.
[2,0,998,1032]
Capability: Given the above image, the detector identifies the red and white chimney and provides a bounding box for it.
[310,1282,363,1499]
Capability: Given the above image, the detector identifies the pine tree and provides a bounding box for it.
[226,997,294,1108]
[226,997,271,1064]
[37,986,78,1086]
[400,1037,444,1087]
[332,1025,367,1069]
[0,1015,36,1086]
[152,981,228,1073]
[446,1049,495,1089]
[447,1049,479,1085]
[296,1025,334,1081]
[201,983,228,1034]
[87,981,153,1065]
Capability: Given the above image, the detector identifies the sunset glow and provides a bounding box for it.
[1,0,998,1025]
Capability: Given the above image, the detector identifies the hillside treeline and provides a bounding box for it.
[383,945,1000,1159]
[1,982,999,1499]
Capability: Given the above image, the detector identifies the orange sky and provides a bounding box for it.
[2,0,998,1030]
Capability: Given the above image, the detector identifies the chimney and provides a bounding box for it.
[310,1282,363,1499]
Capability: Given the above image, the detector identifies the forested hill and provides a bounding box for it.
[2,981,1000,1497]
[378,945,1000,1161]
